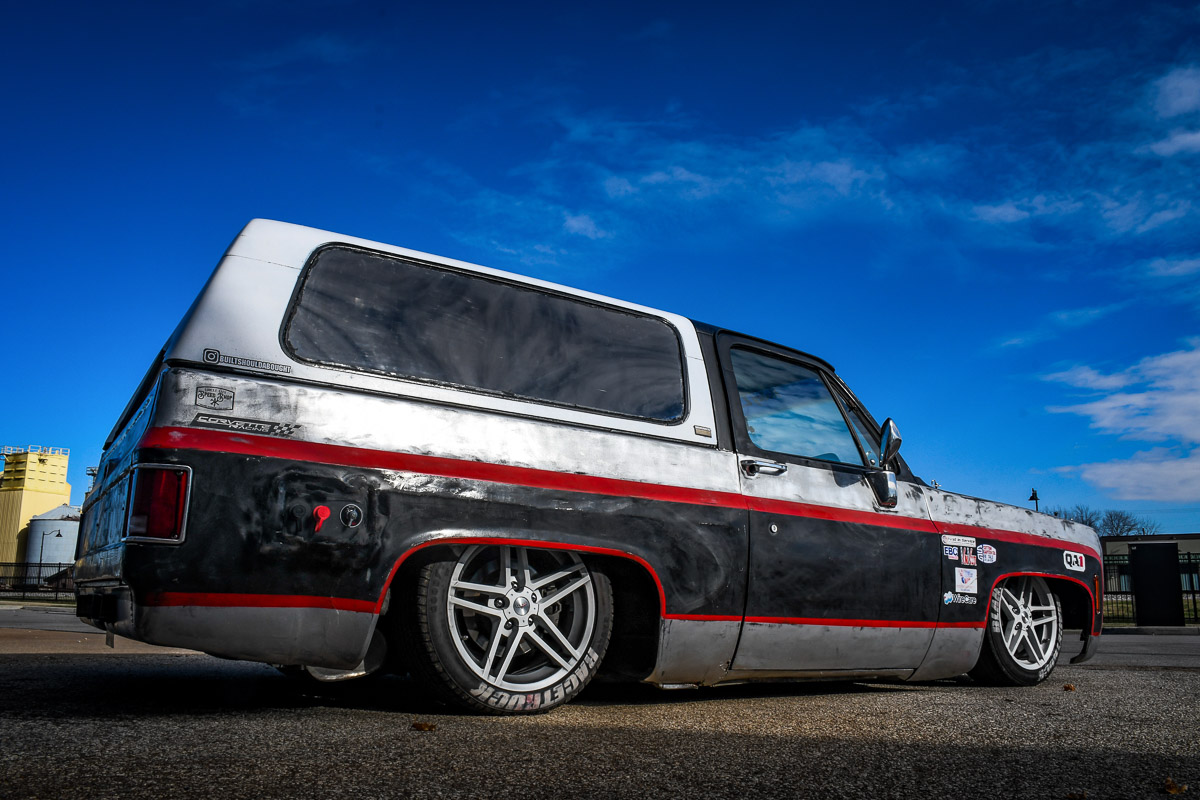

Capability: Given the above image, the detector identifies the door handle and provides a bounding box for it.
[741,459,788,477]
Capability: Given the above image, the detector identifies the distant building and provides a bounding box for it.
[1101,533,1200,556]
[25,503,81,565]
[0,446,72,563]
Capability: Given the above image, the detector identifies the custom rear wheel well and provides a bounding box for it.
[1046,577,1095,633]
[378,541,662,682]
[583,554,661,682]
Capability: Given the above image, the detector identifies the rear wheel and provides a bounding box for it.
[405,544,613,714]
[970,575,1062,686]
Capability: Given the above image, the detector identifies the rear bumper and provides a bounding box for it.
[75,583,376,668]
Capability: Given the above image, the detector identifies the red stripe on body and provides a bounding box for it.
[134,426,1098,627]
[143,591,375,613]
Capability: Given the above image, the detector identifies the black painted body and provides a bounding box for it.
[112,447,748,618]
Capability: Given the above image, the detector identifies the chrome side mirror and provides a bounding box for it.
[868,418,902,509]
[880,418,902,469]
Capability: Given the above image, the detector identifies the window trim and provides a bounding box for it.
[717,334,874,473]
[279,244,690,425]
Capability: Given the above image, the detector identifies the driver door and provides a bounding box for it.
[719,335,941,673]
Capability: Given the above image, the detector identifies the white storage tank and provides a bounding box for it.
[25,504,80,569]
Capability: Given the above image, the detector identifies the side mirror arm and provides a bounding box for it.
[868,418,903,508]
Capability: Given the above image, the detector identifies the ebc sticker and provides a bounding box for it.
[978,544,997,564]
[1063,551,1086,572]
[941,534,976,548]
[195,386,235,410]
[943,546,959,561]
[955,567,978,594]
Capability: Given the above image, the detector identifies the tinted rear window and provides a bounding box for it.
[284,246,686,422]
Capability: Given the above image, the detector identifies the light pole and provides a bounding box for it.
[38,529,62,584]
[1028,489,1039,513]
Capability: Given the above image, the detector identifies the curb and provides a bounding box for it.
[1101,626,1200,636]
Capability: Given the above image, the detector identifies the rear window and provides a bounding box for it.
[284,246,686,422]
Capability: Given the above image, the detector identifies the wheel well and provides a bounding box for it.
[378,543,662,682]
[1047,576,1094,633]
[584,554,661,682]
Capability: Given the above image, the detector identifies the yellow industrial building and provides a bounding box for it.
[0,446,73,563]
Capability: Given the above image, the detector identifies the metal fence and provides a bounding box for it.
[1102,553,1200,624]
[0,562,75,602]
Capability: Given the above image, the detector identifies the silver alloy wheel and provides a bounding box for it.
[996,576,1060,670]
[446,545,596,692]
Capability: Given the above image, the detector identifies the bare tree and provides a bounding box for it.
[1050,504,1102,526]
[1098,510,1162,537]
[1135,516,1162,535]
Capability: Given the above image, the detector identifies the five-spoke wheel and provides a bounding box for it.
[405,544,612,714]
[971,575,1062,685]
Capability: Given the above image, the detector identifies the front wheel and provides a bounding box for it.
[970,575,1062,686]
[405,544,613,714]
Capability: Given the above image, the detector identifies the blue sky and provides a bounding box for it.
[2,1,1198,530]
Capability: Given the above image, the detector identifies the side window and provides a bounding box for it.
[729,347,865,466]
[284,246,686,422]
[847,408,881,468]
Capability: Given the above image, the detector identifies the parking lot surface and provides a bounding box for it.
[1,608,1196,799]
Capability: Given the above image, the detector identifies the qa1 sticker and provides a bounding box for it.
[1063,551,1086,572]
[955,567,978,594]
[978,544,997,564]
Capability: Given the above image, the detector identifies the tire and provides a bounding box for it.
[970,575,1062,686]
[404,544,613,714]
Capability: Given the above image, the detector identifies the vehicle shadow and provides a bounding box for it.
[0,652,929,720]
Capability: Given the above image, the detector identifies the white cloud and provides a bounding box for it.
[972,202,1030,223]
[236,34,364,71]
[999,303,1126,349]
[971,194,1085,225]
[1048,339,1200,443]
[1049,340,1200,502]
[1042,365,1131,391]
[1147,129,1200,156]
[1145,256,1200,277]
[1072,448,1200,502]
[1136,201,1192,232]
[562,213,608,239]
[625,20,673,41]
[1154,66,1200,118]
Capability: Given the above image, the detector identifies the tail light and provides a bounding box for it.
[126,465,190,542]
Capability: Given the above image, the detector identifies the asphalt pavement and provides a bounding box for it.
[1,606,1196,799]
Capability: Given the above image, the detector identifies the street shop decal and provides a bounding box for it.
[191,414,301,437]
[195,387,235,411]
[978,544,997,564]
